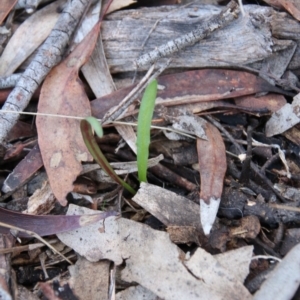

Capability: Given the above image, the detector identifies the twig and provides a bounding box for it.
[135,0,239,68]
[206,115,287,202]
[101,61,170,124]
[0,221,72,264]
[251,255,281,262]
[0,0,93,145]
[0,73,21,89]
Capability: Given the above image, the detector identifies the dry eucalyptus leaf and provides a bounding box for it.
[36,21,104,205]
[133,182,202,231]
[265,92,300,137]
[116,285,162,300]
[185,248,252,299]
[214,246,254,283]
[0,0,66,76]
[106,0,136,14]
[75,1,116,98]
[0,0,17,25]
[68,256,110,299]
[254,243,300,300]
[197,122,227,235]
[58,205,236,300]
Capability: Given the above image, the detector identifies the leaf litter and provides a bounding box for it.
[1,0,300,299]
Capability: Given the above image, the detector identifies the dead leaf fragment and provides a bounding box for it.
[197,122,227,235]
[185,248,252,299]
[58,205,237,300]
[106,0,136,14]
[36,22,103,205]
[68,256,110,299]
[254,243,300,300]
[265,92,300,136]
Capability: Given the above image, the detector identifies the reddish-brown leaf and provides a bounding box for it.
[197,122,227,235]
[0,207,117,237]
[0,0,17,25]
[36,22,102,205]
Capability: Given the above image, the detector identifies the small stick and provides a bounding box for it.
[102,61,170,124]
[206,115,287,203]
[0,221,72,264]
[135,0,239,68]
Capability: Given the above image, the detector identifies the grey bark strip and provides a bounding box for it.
[135,0,240,68]
[0,0,92,145]
[0,73,21,89]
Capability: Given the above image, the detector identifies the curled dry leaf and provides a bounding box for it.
[36,22,102,205]
[197,122,227,235]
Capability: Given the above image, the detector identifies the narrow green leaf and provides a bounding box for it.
[85,116,103,137]
[136,80,158,182]
[80,119,136,195]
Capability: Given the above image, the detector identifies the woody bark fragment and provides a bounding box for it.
[135,0,239,67]
[197,122,227,235]
[0,0,91,145]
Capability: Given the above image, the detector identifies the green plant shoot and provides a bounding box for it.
[136,79,158,182]
[80,117,136,195]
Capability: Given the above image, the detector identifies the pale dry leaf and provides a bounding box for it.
[265,92,300,137]
[185,248,252,299]
[68,256,110,299]
[214,246,254,283]
[254,243,300,300]
[75,1,116,98]
[24,180,56,215]
[116,285,162,300]
[133,182,202,231]
[58,205,230,300]
[197,122,227,235]
[0,0,66,76]
[106,0,136,14]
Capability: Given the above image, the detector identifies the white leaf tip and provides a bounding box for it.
[200,198,220,235]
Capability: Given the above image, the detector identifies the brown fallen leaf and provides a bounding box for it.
[36,21,104,205]
[234,93,287,113]
[197,122,227,235]
[0,0,17,25]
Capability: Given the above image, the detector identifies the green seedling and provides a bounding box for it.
[136,79,158,182]
[80,117,136,195]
